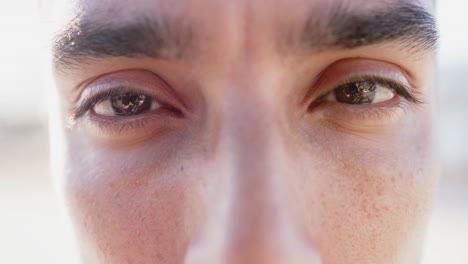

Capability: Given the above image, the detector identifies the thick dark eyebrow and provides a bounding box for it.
[52,16,194,69]
[53,2,437,69]
[297,2,438,54]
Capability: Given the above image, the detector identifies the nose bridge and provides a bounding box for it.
[223,95,286,242]
[219,86,286,219]
[185,86,321,263]
[224,90,280,191]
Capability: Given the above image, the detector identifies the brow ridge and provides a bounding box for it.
[299,2,438,53]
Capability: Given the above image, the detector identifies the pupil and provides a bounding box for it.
[347,84,359,96]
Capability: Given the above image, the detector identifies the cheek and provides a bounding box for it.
[317,159,435,263]
[62,135,203,263]
[298,113,437,263]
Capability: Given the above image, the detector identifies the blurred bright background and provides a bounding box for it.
[0,1,467,263]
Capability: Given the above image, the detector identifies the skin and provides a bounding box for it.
[50,0,439,263]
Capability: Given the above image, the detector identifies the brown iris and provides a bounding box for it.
[111,93,152,116]
[334,81,377,104]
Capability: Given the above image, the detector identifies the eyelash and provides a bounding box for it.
[72,75,421,132]
[73,86,175,120]
[307,75,424,127]
[71,86,185,138]
[318,75,422,105]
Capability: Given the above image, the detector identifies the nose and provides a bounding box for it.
[184,93,322,264]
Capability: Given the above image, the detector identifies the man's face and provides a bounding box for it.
[50,0,438,263]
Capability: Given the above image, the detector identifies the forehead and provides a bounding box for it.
[63,0,432,24]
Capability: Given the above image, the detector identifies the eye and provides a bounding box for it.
[93,92,161,117]
[323,80,395,105]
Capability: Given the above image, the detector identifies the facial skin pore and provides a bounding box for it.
[50,0,438,263]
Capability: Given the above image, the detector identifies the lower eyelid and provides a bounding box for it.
[310,93,403,116]
[319,95,408,123]
[79,108,182,143]
[335,92,399,108]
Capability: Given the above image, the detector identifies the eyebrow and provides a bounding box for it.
[52,2,438,69]
[297,2,438,53]
[52,16,194,68]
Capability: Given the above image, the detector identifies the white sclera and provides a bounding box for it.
[371,84,395,103]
